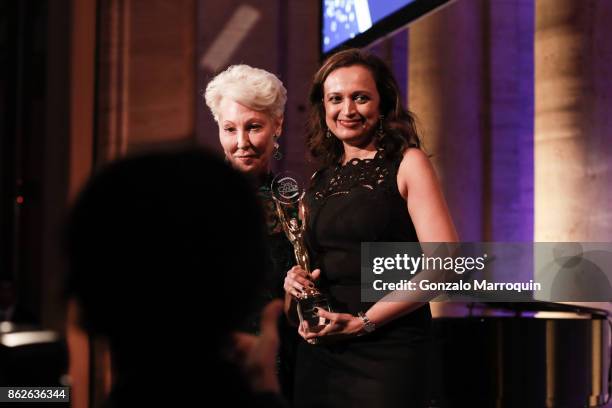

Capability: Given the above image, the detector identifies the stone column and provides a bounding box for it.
[488,0,534,242]
[535,0,612,313]
[408,0,485,241]
[535,0,612,242]
[97,0,196,162]
[408,0,536,315]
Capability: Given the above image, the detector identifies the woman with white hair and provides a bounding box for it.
[205,64,297,401]
[205,64,286,177]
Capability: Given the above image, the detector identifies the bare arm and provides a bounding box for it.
[365,149,458,326]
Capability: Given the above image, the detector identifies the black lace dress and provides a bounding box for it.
[293,150,432,408]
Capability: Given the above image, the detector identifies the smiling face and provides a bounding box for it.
[323,65,381,147]
[217,98,282,176]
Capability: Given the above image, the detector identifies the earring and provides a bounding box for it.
[326,129,333,139]
[376,115,385,140]
[273,136,282,160]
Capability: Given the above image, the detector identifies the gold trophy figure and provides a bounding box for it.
[271,172,331,329]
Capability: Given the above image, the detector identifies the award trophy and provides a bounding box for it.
[271,172,331,329]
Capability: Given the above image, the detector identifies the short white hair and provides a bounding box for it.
[205,64,287,122]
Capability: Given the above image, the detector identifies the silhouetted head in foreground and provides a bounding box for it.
[64,149,269,395]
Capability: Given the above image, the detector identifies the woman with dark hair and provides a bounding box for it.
[283,49,458,407]
[305,49,421,166]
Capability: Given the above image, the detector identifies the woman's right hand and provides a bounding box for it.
[283,266,320,298]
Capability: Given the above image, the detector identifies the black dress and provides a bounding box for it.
[256,173,301,402]
[294,150,432,408]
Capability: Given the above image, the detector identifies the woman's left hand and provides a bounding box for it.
[299,307,365,342]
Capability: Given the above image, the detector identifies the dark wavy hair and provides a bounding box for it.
[307,48,421,166]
